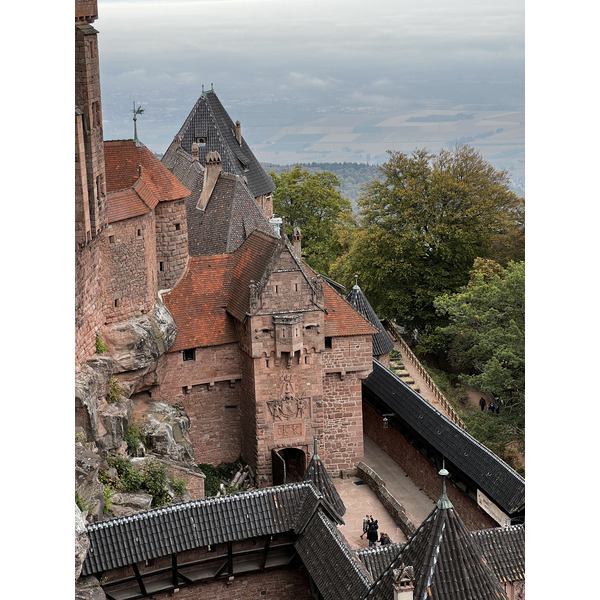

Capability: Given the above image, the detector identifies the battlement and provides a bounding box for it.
[75,0,98,23]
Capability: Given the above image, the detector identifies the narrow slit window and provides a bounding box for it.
[175,222,181,231]
[137,228,142,237]
[159,262,164,272]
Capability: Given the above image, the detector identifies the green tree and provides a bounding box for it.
[270,166,353,275]
[330,146,524,336]
[434,260,525,419]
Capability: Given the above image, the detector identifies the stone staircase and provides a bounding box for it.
[389,358,420,393]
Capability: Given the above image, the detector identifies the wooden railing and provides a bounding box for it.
[386,325,466,430]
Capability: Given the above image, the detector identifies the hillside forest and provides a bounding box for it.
[269,145,525,474]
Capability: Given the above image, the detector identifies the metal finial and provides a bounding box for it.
[132,101,144,144]
[437,460,453,509]
[313,437,319,460]
[353,274,359,289]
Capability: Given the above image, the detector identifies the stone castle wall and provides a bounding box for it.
[157,344,243,465]
[155,198,189,290]
[103,212,158,324]
[75,237,106,366]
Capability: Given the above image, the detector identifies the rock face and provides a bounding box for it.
[110,492,153,517]
[143,401,194,462]
[102,300,177,379]
[75,504,90,580]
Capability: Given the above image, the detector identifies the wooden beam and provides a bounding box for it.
[227,541,233,574]
[132,563,147,596]
[171,554,179,587]
[260,536,271,570]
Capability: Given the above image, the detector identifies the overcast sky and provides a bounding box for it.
[97,0,524,154]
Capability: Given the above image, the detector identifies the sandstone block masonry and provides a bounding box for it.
[155,198,189,290]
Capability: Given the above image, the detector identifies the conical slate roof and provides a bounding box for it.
[366,471,509,600]
[304,438,346,518]
[346,281,394,357]
[163,88,274,199]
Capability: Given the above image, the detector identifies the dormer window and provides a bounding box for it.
[196,136,207,146]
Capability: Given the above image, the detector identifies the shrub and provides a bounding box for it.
[75,491,93,514]
[142,459,171,507]
[107,376,123,403]
[107,455,144,492]
[172,477,186,496]
[124,421,146,455]
[95,334,108,354]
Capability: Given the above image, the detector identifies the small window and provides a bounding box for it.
[266,359,270,368]
[159,262,164,272]
[137,228,142,237]
[275,285,279,295]
[196,137,207,146]
[183,348,195,362]
[175,222,181,231]
[114,298,119,308]
[325,337,332,349]
[108,235,115,244]
[295,283,298,292]
[304,356,308,365]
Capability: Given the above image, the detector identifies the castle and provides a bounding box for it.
[76,0,382,488]
[75,3,525,599]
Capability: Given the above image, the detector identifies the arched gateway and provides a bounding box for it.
[272,447,306,484]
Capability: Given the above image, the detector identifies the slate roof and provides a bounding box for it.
[162,254,237,351]
[82,482,313,577]
[163,89,275,199]
[363,360,525,516]
[356,543,405,580]
[346,283,395,357]
[304,443,346,518]
[366,502,509,600]
[472,525,525,584]
[295,511,373,600]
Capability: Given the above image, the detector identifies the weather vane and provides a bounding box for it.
[132,101,144,144]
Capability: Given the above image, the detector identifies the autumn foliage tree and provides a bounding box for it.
[270,166,353,275]
[330,145,524,337]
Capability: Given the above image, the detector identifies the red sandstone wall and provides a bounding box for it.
[155,198,189,290]
[75,237,105,367]
[157,345,243,465]
[363,402,497,531]
[323,371,364,475]
[102,212,158,323]
[75,22,106,238]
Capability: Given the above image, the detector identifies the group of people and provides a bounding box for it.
[360,514,392,548]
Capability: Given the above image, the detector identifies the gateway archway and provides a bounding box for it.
[272,447,306,485]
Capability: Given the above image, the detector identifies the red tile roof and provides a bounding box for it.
[106,189,149,223]
[162,255,237,351]
[321,282,377,337]
[303,264,377,338]
[104,139,190,200]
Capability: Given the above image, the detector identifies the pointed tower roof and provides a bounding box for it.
[163,88,274,199]
[303,437,346,518]
[366,469,509,600]
[346,277,395,357]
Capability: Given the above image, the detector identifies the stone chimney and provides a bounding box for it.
[392,565,415,600]
[191,141,199,161]
[293,226,302,258]
[196,151,222,211]
[235,120,242,145]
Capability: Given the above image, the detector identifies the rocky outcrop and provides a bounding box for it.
[75,442,105,520]
[75,504,90,580]
[143,401,194,462]
[110,491,153,517]
[101,300,177,391]
[75,576,107,600]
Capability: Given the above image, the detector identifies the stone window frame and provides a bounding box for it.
[182,348,196,362]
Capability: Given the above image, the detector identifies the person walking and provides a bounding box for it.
[479,397,486,411]
[367,520,379,548]
[360,514,370,539]
[379,532,391,545]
